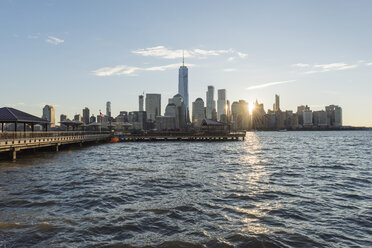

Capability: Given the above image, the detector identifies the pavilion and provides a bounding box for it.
[0,107,50,132]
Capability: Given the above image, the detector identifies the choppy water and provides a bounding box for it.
[0,131,371,248]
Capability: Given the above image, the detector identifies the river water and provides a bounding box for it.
[0,131,371,247]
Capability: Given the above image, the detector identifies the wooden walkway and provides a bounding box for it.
[0,131,111,160]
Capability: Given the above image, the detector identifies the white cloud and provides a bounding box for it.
[292,63,310,68]
[227,57,235,62]
[237,52,248,58]
[246,80,295,90]
[93,63,194,76]
[223,68,237,72]
[45,36,64,45]
[366,62,372,66]
[132,46,247,60]
[295,62,360,74]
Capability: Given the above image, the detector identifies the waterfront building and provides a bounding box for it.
[42,105,55,128]
[139,95,144,112]
[206,86,216,119]
[313,110,327,127]
[192,98,205,127]
[83,107,90,124]
[303,110,313,126]
[217,89,227,121]
[106,101,111,118]
[297,105,310,126]
[178,56,189,123]
[267,112,276,129]
[156,116,176,130]
[145,94,161,121]
[326,105,342,127]
[273,94,280,112]
[291,113,299,129]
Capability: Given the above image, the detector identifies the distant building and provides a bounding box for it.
[297,105,310,126]
[178,57,189,122]
[192,98,205,127]
[252,100,266,129]
[303,110,313,126]
[125,111,147,130]
[89,115,96,124]
[273,94,280,112]
[313,110,327,127]
[83,107,90,124]
[145,94,161,121]
[106,101,111,118]
[156,116,176,130]
[165,94,186,129]
[231,100,249,130]
[139,95,144,112]
[42,105,55,128]
[226,100,231,122]
[60,114,67,122]
[74,114,82,122]
[217,89,226,121]
[326,105,342,127]
[206,86,216,119]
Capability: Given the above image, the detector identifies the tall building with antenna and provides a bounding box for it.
[178,51,190,123]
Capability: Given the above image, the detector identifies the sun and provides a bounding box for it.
[248,103,255,115]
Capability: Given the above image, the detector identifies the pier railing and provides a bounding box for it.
[0,131,111,140]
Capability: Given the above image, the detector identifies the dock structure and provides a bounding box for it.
[115,131,246,142]
[0,131,112,160]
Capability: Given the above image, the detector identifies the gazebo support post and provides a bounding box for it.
[1,123,3,132]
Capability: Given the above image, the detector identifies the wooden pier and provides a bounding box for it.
[0,130,246,160]
[0,131,111,160]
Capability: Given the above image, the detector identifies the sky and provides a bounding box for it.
[1,0,372,127]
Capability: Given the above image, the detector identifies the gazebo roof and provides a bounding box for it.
[0,107,49,124]
[88,122,101,126]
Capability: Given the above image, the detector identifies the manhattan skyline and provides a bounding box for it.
[1,1,372,126]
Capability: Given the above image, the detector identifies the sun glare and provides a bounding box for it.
[248,103,255,115]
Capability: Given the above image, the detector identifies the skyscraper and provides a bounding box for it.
[192,98,205,126]
[106,101,111,117]
[83,107,90,124]
[145,93,161,121]
[42,105,55,127]
[206,86,216,119]
[273,94,280,112]
[178,54,189,123]
[139,95,144,112]
[217,89,226,121]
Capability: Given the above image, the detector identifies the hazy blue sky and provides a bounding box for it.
[1,0,372,126]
